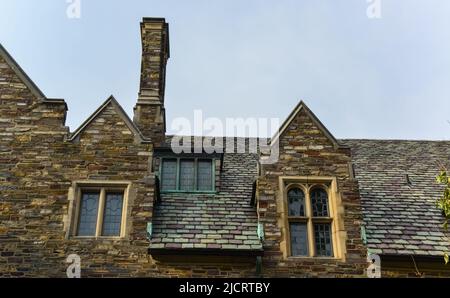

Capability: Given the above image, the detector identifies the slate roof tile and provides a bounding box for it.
[342,139,450,257]
[150,147,262,252]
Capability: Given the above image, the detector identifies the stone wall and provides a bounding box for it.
[0,49,367,276]
[3,16,447,277]
[0,56,159,276]
[0,52,257,277]
[133,18,169,146]
[256,106,368,277]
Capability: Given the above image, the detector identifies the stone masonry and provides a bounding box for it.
[1,17,449,278]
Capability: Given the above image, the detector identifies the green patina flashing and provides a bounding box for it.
[257,223,265,242]
[361,225,367,245]
[147,222,153,240]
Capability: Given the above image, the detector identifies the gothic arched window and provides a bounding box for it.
[288,188,305,217]
[286,185,334,257]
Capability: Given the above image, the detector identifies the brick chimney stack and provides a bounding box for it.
[133,17,170,146]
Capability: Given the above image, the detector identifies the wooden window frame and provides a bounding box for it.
[159,157,216,193]
[65,181,131,240]
[279,176,346,260]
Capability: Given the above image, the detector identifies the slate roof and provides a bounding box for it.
[149,142,263,254]
[342,139,450,257]
[150,136,450,257]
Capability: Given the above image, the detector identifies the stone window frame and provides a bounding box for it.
[65,180,132,240]
[278,176,347,261]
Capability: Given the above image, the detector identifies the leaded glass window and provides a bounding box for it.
[75,187,126,238]
[161,159,177,191]
[77,192,100,236]
[102,193,124,236]
[288,188,305,216]
[286,183,334,258]
[311,188,329,217]
[197,160,213,191]
[314,223,333,257]
[159,158,214,192]
[290,223,309,256]
[180,159,195,191]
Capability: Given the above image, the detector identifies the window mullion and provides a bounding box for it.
[305,188,315,257]
[211,159,215,192]
[73,187,81,236]
[96,188,106,237]
[176,158,180,191]
[194,158,198,191]
[120,188,127,237]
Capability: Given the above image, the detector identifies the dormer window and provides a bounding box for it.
[160,158,215,192]
[280,177,346,260]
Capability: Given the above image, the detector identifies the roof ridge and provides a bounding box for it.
[68,95,149,143]
[341,138,450,143]
[0,42,46,99]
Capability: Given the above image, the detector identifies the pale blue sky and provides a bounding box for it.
[1,0,450,139]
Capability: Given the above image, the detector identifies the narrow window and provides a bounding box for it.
[161,159,177,191]
[314,223,333,257]
[77,192,100,236]
[197,159,213,191]
[179,159,195,191]
[102,192,124,236]
[287,188,308,256]
[290,223,309,256]
[311,188,329,217]
[288,188,305,216]
[311,188,333,257]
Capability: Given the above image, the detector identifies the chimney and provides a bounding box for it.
[134,17,170,145]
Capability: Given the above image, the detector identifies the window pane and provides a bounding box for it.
[102,192,124,236]
[161,159,177,191]
[288,188,305,216]
[314,223,333,257]
[311,188,329,217]
[179,159,195,191]
[77,192,100,236]
[197,160,213,191]
[290,223,309,256]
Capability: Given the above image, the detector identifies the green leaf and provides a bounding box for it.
[445,253,449,265]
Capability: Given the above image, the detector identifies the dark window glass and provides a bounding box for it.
[161,159,177,190]
[102,193,124,236]
[290,223,309,256]
[314,223,333,257]
[288,188,305,216]
[179,159,195,191]
[197,160,213,191]
[77,192,100,236]
[311,188,329,217]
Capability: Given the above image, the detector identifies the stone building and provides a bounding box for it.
[0,17,449,278]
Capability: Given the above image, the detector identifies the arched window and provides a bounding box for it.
[310,188,329,217]
[288,188,305,217]
[286,184,334,258]
[287,188,308,256]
